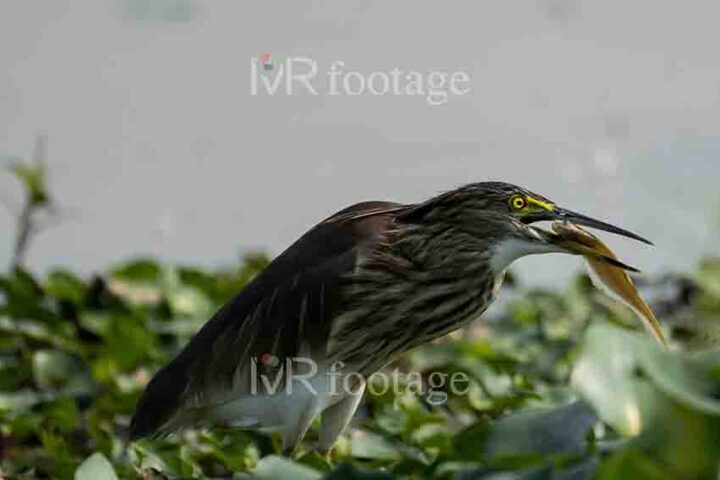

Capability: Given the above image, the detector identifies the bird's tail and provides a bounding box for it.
[129,360,190,440]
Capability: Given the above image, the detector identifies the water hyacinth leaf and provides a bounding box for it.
[106,280,163,306]
[450,403,598,478]
[295,451,333,472]
[0,317,56,345]
[572,323,720,433]
[132,441,198,477]
[552,456,600,480]
[457,467,553,480]
[43,397,81,433]
[44,270,86,306]
[74,452,118,480]
[32,349,96,397]
[456,464,571,480]
[696,258,720,299]
[639,347,720,415]
[456,455,600,480]
[409,422,453,456]
[594,449,672,480]
[165,284,213,317]
[350,431,401,461]
[324,462,395,479]
[253,455,322,480]
[483,401,597,461]
[572,322,720,478]
[571,324,648,436]
[11,269,46,309]
[0,389,44,415]
[40,430,76,477]
[94,315,160,369]
[109,259,162,284]
[161,267,214,317]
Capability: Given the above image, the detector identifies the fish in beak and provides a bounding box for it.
[529,225,642,273]
[522,205,653,246]
[518,200,665,346]
[551,207,653,246]
[521,202,652,272]
[553,222,667,347]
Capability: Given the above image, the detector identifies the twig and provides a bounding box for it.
[7,135,61,270]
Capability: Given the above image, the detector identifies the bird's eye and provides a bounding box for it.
[510,195,527,210]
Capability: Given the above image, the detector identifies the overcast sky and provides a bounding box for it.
[1,0,719,285]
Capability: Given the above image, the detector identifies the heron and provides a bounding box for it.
[129,181,651,452]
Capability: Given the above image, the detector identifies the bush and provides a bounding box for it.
[1,252,719,479]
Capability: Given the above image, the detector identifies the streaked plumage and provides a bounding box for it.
[129,182,650,450]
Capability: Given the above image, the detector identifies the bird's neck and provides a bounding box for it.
[332,224,503,373]
[391,221,496,276]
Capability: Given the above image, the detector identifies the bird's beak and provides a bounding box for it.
[522,204,651,273]
[529,225,642,272]
[552,207,653,246]
[523,206,653,246]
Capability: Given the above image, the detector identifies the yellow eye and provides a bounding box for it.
[510,195,527,210]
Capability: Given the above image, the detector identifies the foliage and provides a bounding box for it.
[0,250,718,479]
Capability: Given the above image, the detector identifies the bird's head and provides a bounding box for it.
[403,181,652,273]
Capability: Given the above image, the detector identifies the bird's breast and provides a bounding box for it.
[328,269,501,374]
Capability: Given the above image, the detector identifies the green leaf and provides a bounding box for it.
[253,455,322,480]
[94,314,160,369]
[1,267,44,301]
[109,259,162,283]
[32,349,96,397]
[452,421,490,461]
[595,449,672,480]
[40,429,76,477]
[0,389,43,415]
[572,322,720,478]
[10,161,49,205]
[42,397,80,433]
[165,284,213,317]
[350,431,401,461]
[74,452,118,480]
[295,451,333,472]
[45,270,86,305]
[484,402,597,461]
[697,258,720,299]
[324,463,395,479]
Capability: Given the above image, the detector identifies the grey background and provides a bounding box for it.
[1,0,719,285]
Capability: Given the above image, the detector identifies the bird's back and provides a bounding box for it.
[129,201,402,439]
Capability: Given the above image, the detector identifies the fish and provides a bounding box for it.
[552,221,668,348]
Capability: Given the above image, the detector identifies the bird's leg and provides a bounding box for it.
[280,443,297,457]
[280,398,319,456]
[319,380,366,453]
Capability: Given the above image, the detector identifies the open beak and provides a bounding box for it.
[530,226,642,273]
[523,207,653,246]
[552,208,653,246]
[523,206,652,273]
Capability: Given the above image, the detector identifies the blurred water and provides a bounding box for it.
[0,1,718,285]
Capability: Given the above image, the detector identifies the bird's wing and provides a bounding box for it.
[129,201,403,439]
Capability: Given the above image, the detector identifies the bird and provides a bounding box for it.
[129,181,651,452]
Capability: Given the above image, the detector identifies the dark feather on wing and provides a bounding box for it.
[129,201,402,439]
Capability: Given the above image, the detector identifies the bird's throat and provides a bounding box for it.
[489,237,563,275]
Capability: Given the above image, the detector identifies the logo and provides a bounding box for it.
[258,352,280,368]
[249,55,472,106]
[249,355,471,405]
[258,53,277,75]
